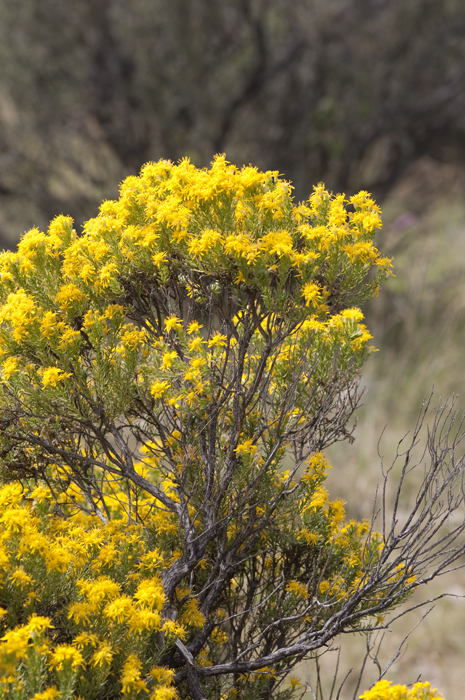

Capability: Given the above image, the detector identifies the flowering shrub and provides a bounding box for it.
[0,157,453,699]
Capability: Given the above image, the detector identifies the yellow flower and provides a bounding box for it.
[344,241,377,263]
[74,632,99,650]
[184,368,200,382]
[50,645,83,670]
[58,327,81,350]
[190,357,206,369]
[129,609,161,632]
[120,654,146,694]
[10,569,34,588]
[0,507,30,530]
[260,230,293,256]
[95,543,118,566]
[195,380,209,395]
[45,546,73,572]
[290,250,318,268]
[29,484,52,501]
[340,307,364,321]
[376,256,394,273]
[161,351,178,370]
[120,326,147,349]
[151,686,179,699]
[328,194,347,227]
[208,333,227,348]
[164,315,183,333]
[361,211,382,231]
[301,452,332,481]
[359,680,444,700]
[1,357,19,380]
[0,482,23,506]
[234,439,258,456]
[0,288,37,341]
[103,304,125,320]
[188,228,221,258]
[350,325,373,350]
[104,596,134,624]
[31,688,61,700]
[134,579,165,610]
[150,667,176,686]
[17,227,47,259]
[97,262,118,288]
[298,528,318,545]
[349,190,377,210]
[153,252,167,267]
[185,391,197,407]
[301,282,322,308]
[40,311,59,339]
[41,367,72,388]
[26,615,53,637]
[78,576,120,605]
[189,336,204,351]
[1,626,31,659]
[301,487,328,513]
[288,677,304,691]
[151,380,171,398]
[92,642,113,668]
[224,233,253,258]
[359,680,396,699]
[55,283,86,310]
[286,580,308,599]
[161,619,186,640]
[211,627,228,645]
[67,601,93,624]
[187,321,203,334]
[79,263,95,283]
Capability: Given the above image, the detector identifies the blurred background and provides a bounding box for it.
[1,0,465,696]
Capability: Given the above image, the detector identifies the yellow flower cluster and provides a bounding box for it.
[286,580,309,599]
[0,288,37,342]
[0,157,389,365]
[0,482,181,699]
[41,366,72,388]
[360,680,444,700]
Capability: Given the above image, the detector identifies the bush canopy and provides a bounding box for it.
[0,157,457,700]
